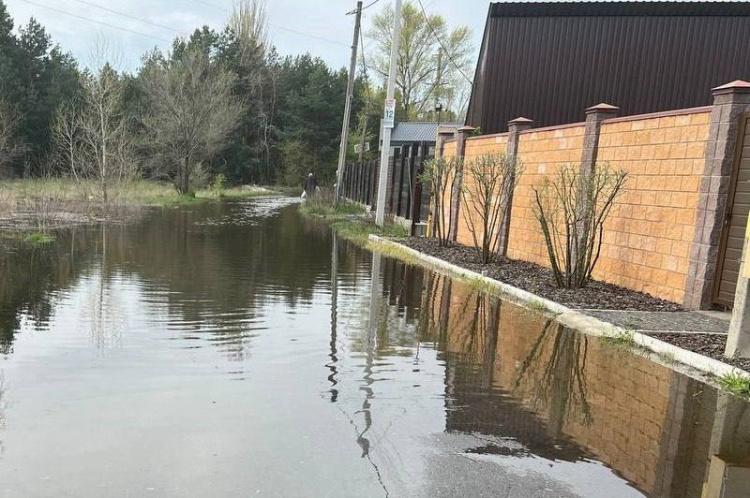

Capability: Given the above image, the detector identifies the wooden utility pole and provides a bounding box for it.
[334,1,363,205]
[375,0,402,226]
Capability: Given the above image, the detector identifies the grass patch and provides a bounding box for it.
[24,232,54,246]
[600,330,637,349]
[528,299,550,312]
[301,198,366,217]
[718,372,750,400]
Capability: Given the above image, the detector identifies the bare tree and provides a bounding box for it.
[140,47,245,194]
[460,152,522,263]
[229,0,269,62]
[420,156,461,246]
[0,100,24,177]
[51,100,82,180]
[532,163,628,289]
[79,63,133,213]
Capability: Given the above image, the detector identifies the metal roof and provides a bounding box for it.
[389,122,462,144]
[490,2,750,17]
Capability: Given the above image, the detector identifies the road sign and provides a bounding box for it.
[383,99,396,128]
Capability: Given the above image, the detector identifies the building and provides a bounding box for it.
[466,2,750,134]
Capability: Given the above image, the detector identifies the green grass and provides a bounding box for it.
[718,372,750,400]
[300,198,366,217]
[600,330,637,349]
[329,218,408,245]
[24,232,54,246]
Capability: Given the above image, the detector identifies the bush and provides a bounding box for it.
[460,152,522,263]
[420,156,462,246]
[532,163,627,289]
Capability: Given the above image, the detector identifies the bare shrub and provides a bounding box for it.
[532,163,628,289]
[420,156,461,246]
[460,152,522,263]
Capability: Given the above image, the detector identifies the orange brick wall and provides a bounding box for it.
[595,111,710,303]
[437,108,711,304]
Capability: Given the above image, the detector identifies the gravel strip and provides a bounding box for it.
[653,333,750,371]
[402,237,682,311]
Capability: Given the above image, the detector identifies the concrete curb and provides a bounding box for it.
[368,234,750,381]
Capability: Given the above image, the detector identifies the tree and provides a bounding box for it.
[532,164,628,289]
[0,99,23,176]
[79,64,133,212]
[368,1,472,120]
[460,152,522,264]
[51,99,81,179]
[140,47,244,194]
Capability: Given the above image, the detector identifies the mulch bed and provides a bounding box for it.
[402,237,682,311]
[654,333,750,372]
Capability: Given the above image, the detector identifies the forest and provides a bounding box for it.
[0,0,472,195]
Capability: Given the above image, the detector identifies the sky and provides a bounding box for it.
[3,0,493,73]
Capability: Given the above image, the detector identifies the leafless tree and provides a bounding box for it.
[0,100,24,177]
[52,100,82,180]
[420,156,461,246]
[532,163,628,289]
[79,63,133,214]
[140,47,245,194]
[460,152,522,263]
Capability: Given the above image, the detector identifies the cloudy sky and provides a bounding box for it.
[4,0,492,73]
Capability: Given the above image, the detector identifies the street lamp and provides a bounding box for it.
[435,102,443,126]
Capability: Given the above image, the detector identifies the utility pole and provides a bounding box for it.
[375,0,402,226]
[334,1,363,205]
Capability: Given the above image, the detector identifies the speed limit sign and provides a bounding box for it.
[383,99,396,128]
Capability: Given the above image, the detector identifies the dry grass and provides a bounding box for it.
[0,179,280,230]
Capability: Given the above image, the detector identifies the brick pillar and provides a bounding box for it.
[436,129,455,159]
[580,103,619,175]
[448,125,475,242]
[498,117,533,257]
[684,80,750,309]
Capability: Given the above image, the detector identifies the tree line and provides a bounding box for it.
[0,0,471,194]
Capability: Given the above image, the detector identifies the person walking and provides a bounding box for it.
[302,172,318,200]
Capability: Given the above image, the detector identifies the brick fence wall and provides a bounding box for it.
[436,81,750,307]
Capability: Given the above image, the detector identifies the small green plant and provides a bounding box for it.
[24,232,54,246]
[600,330,637,349]
[208,174,227,197]
[528,299,549,312]
[718,372,750,400]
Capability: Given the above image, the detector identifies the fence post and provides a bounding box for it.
[685,80,750,309]
[580,103,619,176]
[448,125,476,242]
[498,116,533,257]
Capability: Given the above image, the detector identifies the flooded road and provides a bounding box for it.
[0,199,748,497]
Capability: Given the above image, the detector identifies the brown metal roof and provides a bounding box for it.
[467,2,750,133]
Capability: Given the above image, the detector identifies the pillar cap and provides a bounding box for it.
[508,116,533,125]
[585,103,619,115]
[437,128,456,135]
[712,80,750,95]
[457,125,477,134]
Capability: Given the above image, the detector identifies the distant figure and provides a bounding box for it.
[302,172,318,200]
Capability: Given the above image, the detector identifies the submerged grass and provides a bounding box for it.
[329,218,408,245]
[23,232,54,246]
[718,372,750,400]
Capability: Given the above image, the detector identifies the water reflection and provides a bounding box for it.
[0,200,747,497]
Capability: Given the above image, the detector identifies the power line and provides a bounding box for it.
[66,0,183,34]
[416,0,473,86]
[347,0,380,15]
[188,0,349,48]
[17,0,172,43]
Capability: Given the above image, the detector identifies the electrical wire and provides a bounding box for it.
[187,0,349,47]
[347,0,381,16]
[416,0,473,86]
[66,0,182,34]
[16,0,172,43]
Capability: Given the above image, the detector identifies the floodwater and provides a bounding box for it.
[0,199,748,498]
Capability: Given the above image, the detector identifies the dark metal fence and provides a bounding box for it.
[340,141,433,233]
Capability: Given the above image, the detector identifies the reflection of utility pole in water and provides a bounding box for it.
[327,231,340,402]
[701,392,750,497]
